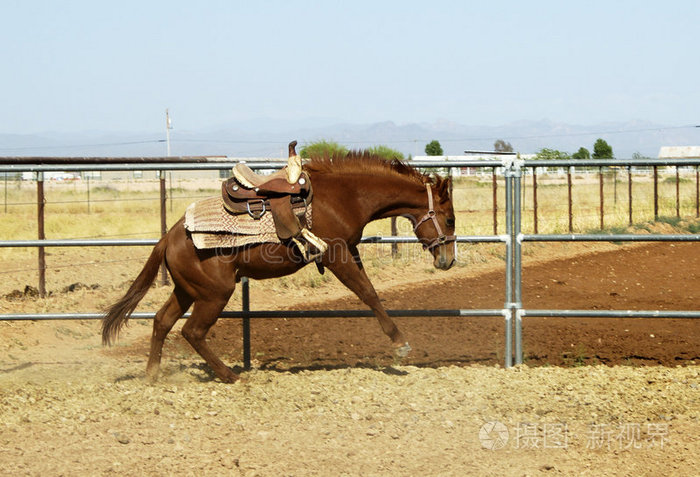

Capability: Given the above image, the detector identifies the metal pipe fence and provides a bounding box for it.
[3,162,697,237]
[525,163,700,234]
[2,157,700,368]
[510,158,700,366]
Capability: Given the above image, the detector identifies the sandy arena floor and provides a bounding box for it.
[0,242,698,475]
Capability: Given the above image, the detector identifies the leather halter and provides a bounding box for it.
[413,184,456,251]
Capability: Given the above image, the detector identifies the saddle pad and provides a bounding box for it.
[184,196,312,250]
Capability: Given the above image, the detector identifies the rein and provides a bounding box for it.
[413,184,456,251]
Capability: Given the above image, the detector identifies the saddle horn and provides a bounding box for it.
[286,140,302,184]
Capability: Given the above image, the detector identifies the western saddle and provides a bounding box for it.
[222,140,328,260]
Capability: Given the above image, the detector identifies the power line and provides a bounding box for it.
[171,124,699,145]
[445,124,699,143]
[333,124,700,144]
[0,139,164,152]
[0,124,697,152]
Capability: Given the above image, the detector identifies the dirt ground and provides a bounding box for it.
[1,242,699,475]
[199,242,700,370]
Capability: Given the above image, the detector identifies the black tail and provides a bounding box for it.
[101,236,168,346]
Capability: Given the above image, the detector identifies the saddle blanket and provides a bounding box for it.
[184,196,312,249]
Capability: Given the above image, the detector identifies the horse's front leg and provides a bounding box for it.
[324,244,411,358]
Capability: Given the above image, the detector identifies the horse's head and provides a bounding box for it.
[412,176,456,270]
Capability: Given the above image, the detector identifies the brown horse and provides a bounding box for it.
[102,152,456,382]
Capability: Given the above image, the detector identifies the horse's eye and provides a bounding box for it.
[446,217,455,228]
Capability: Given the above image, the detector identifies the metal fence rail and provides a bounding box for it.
[2,309,508,321]
[0,235,506,248]
[522,310,700,318]
[522,234,700,242]
[2,156,700,368]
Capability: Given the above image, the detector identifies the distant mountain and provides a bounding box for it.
[1,119,697,159]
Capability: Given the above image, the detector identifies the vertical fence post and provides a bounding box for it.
[653,165,659,220]
[4,172,7,213]
[503,165,513,369]
[390,217,398,258]
[169,172,173,213]
[628,166,633,226]
[676,166,680,218]
[696,166,699,218]
[86,175,91,214]
[242,276,251,370]
[37,172,46,298]
[532,168,538,234]
[599,167,604,230]
[159,170,169,286]
[513,164,523,366]
[567,167,573,232]
[492,168,498,235]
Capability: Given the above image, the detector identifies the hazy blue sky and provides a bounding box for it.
[2,0,699,134]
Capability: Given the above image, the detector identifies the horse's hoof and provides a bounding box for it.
[394,342,412,358]
[218,373,240,384]
[145,368,159,383]
[145,374,159,384]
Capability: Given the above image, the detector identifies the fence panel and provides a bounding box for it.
[511,158,700,365]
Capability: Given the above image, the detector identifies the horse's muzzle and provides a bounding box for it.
[434,255,456,270]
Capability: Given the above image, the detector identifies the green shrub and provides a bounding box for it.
[365,145,404,161]
[300,140,348,159]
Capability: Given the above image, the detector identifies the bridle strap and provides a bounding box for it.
[413,184,456,251]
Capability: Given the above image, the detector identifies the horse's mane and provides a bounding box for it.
[304,150,432,186]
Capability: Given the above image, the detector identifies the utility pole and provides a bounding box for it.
[160,109,173,286]
[165,108,172,157]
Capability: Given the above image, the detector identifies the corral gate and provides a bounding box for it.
[1,157,700,368]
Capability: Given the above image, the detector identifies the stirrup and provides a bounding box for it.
[300,228,328,255]
[291,229,328,262]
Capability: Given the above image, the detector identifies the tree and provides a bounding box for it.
[494,139,513,153]
[572,147,590,160]
[592,139,616,203]
[424,140,443,156]
[366,145,405,161]
[299,140,349,159]
[592,139,613,159]
[534,148,571,160]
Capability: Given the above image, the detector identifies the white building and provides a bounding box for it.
[413,153,536,176]
[658,146,700,159]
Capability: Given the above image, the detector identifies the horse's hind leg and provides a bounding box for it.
[181,297,238,383]
[146,286,193,381]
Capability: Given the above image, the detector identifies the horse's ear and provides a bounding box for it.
[437,176,452,202]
